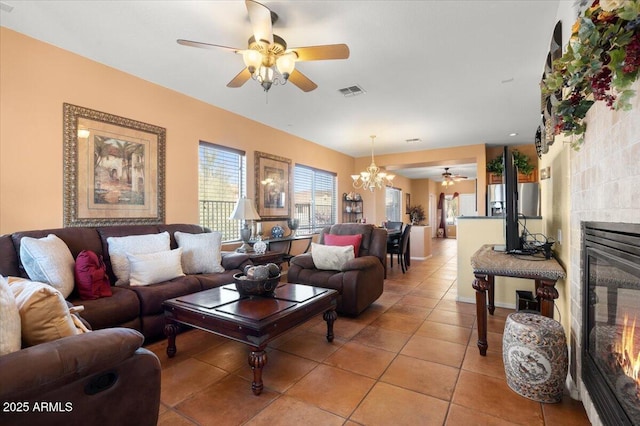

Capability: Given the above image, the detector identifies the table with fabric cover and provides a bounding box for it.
[470,244,566,355]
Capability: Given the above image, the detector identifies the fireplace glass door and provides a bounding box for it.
[583,222,640,426]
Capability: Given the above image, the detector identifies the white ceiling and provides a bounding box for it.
[0,0,562,181]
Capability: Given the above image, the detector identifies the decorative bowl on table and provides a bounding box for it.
[233,263,281,296]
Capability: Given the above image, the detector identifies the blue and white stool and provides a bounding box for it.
[502,312,568,403]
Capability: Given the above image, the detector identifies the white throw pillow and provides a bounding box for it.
[9,277,90,347]
[19,234,75,298]
[174,231,225,274]
[127,248,185,286]
[311,242,355,271]
[107,232,170,285]
[0,276,21,355]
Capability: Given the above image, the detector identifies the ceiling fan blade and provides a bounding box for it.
[246,0,273,44]
[290,44,350,61]
[288,69,318,92]
[227,68,252,88]
[177,39,239,52]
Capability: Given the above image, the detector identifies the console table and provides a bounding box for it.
[470,244,566,356]
[263,234,314,265]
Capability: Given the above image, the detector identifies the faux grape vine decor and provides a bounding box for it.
[542,0,640,148]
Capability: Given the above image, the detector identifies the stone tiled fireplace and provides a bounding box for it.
[569,81,640,425]
[581,222,640,424]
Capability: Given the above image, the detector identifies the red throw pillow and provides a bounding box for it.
[74,250,112,300]
[324,234,363,257]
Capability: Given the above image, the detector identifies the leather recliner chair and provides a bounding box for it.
[287,223,387,315]
[0,328,161,426]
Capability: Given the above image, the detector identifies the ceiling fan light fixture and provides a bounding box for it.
[276,52,296,79]
[179,1,348,94]
[242,49,262,74]
[257,66,274,91]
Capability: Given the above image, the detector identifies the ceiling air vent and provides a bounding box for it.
[405,138,421,144]
[338,85,366,97]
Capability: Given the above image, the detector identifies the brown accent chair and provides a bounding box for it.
[287,223,386,315]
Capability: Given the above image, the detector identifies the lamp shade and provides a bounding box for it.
[229,197,261,221]
[242,49,262,73]
[276,53,296,77]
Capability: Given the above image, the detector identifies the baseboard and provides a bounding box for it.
[410,255,432,261]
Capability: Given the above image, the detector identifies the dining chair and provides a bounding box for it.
[385,221,404,249]
[388,224,412,273]
[386,221,403,232]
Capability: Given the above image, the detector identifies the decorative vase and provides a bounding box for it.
[287,218,299,237]
[253,238,267,255]
[271,225,284,239]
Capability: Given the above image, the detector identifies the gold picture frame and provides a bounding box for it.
[63,103,166,227]
[254,151,291,220]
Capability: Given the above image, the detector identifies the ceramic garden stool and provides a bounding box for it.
[502,312,568,403]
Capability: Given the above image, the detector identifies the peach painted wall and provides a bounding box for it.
[0,28,356,234]
[1,28,493,236]
[410,179,431,223]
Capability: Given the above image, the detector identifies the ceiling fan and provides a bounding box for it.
[177,0,350,92]
[441,167,468,186]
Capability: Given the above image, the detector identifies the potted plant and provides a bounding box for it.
[408,205,426,225]
[486,151,534,176]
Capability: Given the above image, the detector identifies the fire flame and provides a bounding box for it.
[614,314,640,385]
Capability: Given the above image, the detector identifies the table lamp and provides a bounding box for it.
[229,197,261,253]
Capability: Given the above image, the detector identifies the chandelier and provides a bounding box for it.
[242,35,296,92]
[351,135,395,191]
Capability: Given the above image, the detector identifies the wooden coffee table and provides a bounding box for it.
[162,283,338,395]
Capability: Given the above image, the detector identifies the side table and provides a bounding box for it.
[470,244,566,356]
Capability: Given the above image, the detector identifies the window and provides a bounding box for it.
[294,165,336,233]
[385,187,402,222]
[198,141,246,241]
[445,195,459,225]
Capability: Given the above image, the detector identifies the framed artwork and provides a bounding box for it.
[63,103,166,227]
[254,151,291,220]
[405,193,411,214]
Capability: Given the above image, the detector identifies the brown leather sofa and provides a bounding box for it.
[0,223,251,341]
[0,328,160,426]
[287,223,386,315]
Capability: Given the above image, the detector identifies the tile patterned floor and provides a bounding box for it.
[146,238,591,425]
